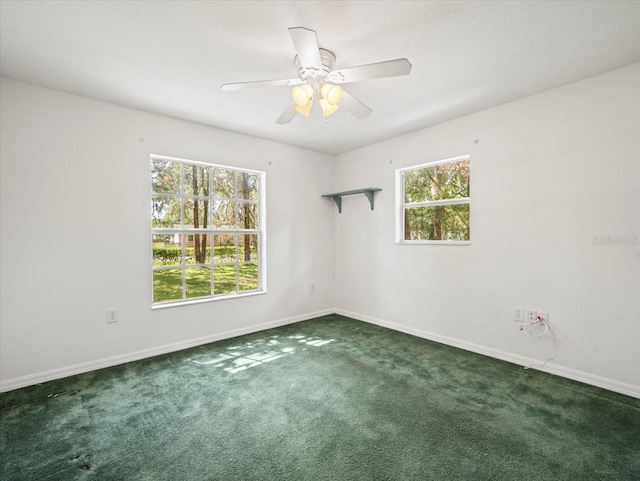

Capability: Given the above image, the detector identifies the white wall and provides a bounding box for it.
[333,63,640,396]
[0,77,335,390]
[2,64,639,397]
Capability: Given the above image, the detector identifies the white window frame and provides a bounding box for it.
[150,154,267,308]
[395,154,471,245]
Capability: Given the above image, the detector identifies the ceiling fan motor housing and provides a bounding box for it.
[295,48,336,82]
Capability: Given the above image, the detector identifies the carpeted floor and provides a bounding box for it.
[1,314,639,480]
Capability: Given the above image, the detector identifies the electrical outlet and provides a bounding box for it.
[513,307,524,322]
[526,309,537,322]
[107,308,119,323]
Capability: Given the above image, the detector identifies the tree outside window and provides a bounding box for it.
[397,156,470,243]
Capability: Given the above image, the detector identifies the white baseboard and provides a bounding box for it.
[0,308,334,393]
[334,308,640,399]
[4,307,638,399]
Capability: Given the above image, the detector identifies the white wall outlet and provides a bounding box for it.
[107,308,119,323]
[526,309,537,322]
[513,307,524,322]
[537,311,549,322]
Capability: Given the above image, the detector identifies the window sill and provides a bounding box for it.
[396,241,471,246]
[151,289,267,310]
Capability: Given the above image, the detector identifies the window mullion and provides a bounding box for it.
[234,171,239,292]
[235,234,240,293]
[405,197,470,208]
[210,167,214,296]
[179,163,184,226]
[234,171,238,230]
[180,163,187,299]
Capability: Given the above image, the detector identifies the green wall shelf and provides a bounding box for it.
[322,188,382,214]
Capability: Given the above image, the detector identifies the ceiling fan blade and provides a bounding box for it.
[276,102,297,124]
[288,27,322,71]
[340,90,373,119]
[221,78,302,91]
[327,58,412,84]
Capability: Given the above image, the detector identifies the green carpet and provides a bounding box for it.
[1,314,639,480]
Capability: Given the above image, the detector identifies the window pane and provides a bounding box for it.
[213,168,235,198]
[404,160,470,203]
[404,204,470,241]
[151,160,181,194]
[238,203,258,230]
[214,265,237,295]
[239,234,258,261]
[185,267,212,298]
[183,164,209,196]
[184,198,208,228]
[151,196,181,228]
[185,234,211,265]
[214,234,237,262]
[153,269,183,302]
[151,157,264,305]
[239,263,259,291]
[237,172,259,200]
[213,200,235,228]
[152,234,181,266]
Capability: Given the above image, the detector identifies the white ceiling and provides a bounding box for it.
[1,1,639,155]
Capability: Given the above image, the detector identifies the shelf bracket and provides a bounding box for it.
[328,195,343,214]
[363,190,376,211]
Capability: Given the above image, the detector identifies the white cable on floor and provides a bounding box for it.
[524,357,553,370]
[521,315,553,370]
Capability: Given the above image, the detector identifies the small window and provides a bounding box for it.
[151,155,265,306]
[396,155,470,244]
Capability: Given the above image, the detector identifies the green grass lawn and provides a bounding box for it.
[153,264,259,303]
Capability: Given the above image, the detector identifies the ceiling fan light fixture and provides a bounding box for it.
[294,101,313,117]
[320,101,339,117]
[319,83,342,117]
[292,84,313,107]
[321,83,343,105]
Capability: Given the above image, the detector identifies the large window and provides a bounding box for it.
[396,155,470,244]
[151,155,265,306]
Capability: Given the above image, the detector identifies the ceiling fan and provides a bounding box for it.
[221,27,412,124]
